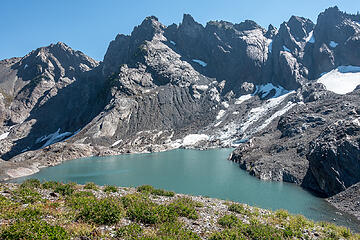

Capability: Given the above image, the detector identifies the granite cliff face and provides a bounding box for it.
[0,6,360,220]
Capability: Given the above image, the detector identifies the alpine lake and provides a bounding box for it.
[14,148,360,231]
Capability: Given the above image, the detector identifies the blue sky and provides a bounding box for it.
[1,0,358,61]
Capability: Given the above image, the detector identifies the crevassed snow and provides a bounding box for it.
[283,45,291,52]
[235,94,252,104]
[40,129,72,148]
[192,59,207,67]
[305,31,315,43]
[329,41,338,48]
[0,132,9,140]
[317,65,360,94]
[182,134,209,146]
[111,139,123,147]
[170,40,176,46]
[257,101,297,132]
[267,39,273,53]
[254,83,290,98]
[216,110,226,120]
[240,91,294,134]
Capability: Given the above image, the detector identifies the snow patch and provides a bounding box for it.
[329,41,338,48]
[267,39,273,53]
[353,118,360,126]
[240,91,294,134]
[222,102,229,108]
[214,121,222,127]
[192,59,207,67]
[182,134,209,146]
[0,132,9,140]
[170,40,176,46]
[232,111,239,115]
[235,94,252,105]
[6,167,39,179]
[254,83,290,98]
[283,45,291,52]
[317,65,360,94]
[305,31,315,43]
[194,85,209,91]
[216,110,226,120]
[38,129,73,148]
[257,101,297,132]
[24,64,28,69]
[111,139,123,147]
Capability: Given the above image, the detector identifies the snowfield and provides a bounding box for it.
[317,66,360,94]
[235,94,252,104]
[182,134,209,146]
[305,31,315,43]
[0,132,9,141]
[254,83,290,98]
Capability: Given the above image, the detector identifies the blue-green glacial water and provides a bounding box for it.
[15,148,360,231]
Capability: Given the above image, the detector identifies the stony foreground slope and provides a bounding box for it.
[0,180,359,239]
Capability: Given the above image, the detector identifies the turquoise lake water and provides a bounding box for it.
[15,148,360,231]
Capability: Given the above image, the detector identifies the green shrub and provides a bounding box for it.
[274,209,290,220]
[137,185,175,197]
[20,179,41,189]
[15,206,43,221]
[151,188,175,197]
[0,220,69,240]
[156,221,201,239]
[137,185,154,193]
[12,187,41,204]
[69,196,123,225]
[84,182,98,191]
[228,203,251,216]
[73,191,95,198]
[42,181,61,190]
[245,222,284,240]
[67,195,95,210]
[0,195,17,214]
[285,215,313,238]
[54,183,75,196]
[209,228,247,240]
[168,197,199,220]
[116,223,143,239]
[218,215,239,228]
[104,185,118,193]
[122,193,177,224]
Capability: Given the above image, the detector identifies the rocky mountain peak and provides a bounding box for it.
[179,13,204,39]
[131,15,166,42]
[286,16,314,41]
[234,20,263,32]
[265,24,278,39]
[182,14,197,26]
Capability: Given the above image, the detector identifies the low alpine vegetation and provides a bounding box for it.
[0,180,359,239]
[137,184,175,197]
